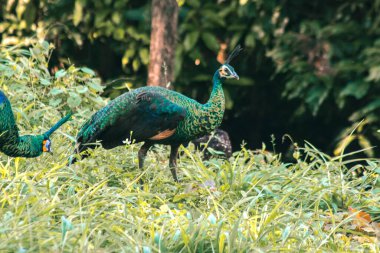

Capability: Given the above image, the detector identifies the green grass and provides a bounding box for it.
[0,135,379,252]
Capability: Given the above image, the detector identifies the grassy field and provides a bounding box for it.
[0,136,379,252]
[0,42,379,252]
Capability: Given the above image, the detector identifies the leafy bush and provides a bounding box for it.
[0,43,379,252]
[0,41,106,132]
[4,0,380,156]
[267,4,380,154]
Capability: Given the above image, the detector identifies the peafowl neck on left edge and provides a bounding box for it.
[0,90,72,158]
[1,135,46,158]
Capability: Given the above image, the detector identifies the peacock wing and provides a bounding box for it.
[98,91,187,148]
[77,91,186,151]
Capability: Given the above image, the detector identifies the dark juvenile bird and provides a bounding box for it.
[0,90,72,158]
[73,46,242,182]
[192,129,232,160]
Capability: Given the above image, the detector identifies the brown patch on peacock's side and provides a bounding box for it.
[149,129,176,140]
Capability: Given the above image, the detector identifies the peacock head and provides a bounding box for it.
[42,139,52,153]
[217,45,242,80]
[218,64,239,80]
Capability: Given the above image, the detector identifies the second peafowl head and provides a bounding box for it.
[42,139,52,153]
[15,135,51,156]
[39,112,73,155]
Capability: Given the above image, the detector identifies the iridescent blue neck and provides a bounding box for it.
[0,135,44,158]
[204,70,225,114]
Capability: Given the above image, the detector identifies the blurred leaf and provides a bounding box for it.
[122,48,136,66]
[61,216,73,241]
[50,88,63,95]
[184,31,200,51]
[334,135,356,156]
[358,135,374,157]
[132,58,140,71]
[245,33,255,48]
[305,84,329,116]
[366,66,380,82]
[201,32,219,52]
[112,12,122,24]
[49,98,62,107]
[208,213,217,224]
[139,48,149,65]
[81,67,95,76]
[207,147,227,155]
[75,85,89,94]
[187,0,201,8]
[67,93,82,108]
[113,28,125,40]
[40,78,51,86]
[339,81,370,100]
[173,193,193,202]
[142,246,152,253]
[230,33,242,49]
[201,9,225,27]
[88,82,104,92]
[73,1,83,26]
[55,70,67,79]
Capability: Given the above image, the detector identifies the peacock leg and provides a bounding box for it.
[169,144,180,182]
[138,142,152,184]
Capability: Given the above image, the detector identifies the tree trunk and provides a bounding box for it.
[147,0,178,87]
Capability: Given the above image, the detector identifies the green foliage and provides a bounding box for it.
[0,0,150,76]
[2,0,380,155]
[0,38,379,252]
[267,0,380,152]
[0,41,106,128]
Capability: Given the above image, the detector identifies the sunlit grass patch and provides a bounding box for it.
[1,140,379,252]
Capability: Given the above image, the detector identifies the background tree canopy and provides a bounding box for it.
[1,0,380,156]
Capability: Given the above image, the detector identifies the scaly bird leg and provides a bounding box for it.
[138,142,152,184]
[169,144,180,182]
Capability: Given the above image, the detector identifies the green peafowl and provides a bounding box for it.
[72,46,242,182]
[0,90,72,158]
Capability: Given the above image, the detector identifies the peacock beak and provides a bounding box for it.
[233,73,239,80]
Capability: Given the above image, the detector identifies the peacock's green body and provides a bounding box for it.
[0,90,72,158]
[77,75,224,147]
[73,46,242,181]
